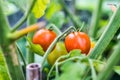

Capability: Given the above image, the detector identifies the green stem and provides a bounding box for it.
[4,44,25,80]
[88,59,97,80]
[47,24,62,35]
[59,0,81,29]
[0,0,10,46]
[26,13,37,64]
[89,5,120,59]
[47,53,86,80]
[79,22,85,31]
[0,1,25,80]
[16,43,27,68]
[89,0,104,38]
[97,41,120,80]
[11,0,37,32]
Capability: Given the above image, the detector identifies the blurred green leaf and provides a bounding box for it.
[0,48,11,80]
[69,49,81,57]
[26,37,45,56]
[45,0,62,20]
[1,0,18,15]
[8,0,28,12]
[113,66,120,75]
[32,0,50,18]
[55,61,87,80]
[49,11,65,29]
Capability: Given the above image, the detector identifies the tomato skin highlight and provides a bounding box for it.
[32,29,56,51]
[65,32,91,54]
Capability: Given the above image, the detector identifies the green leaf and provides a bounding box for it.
[26,37,45,56]
[0,48,11,80]
[45,0,62,20]
[113,66,120,75]
[69,49,81,58]
[49,11,65,29]
[56,61,87,80]
[1,0,18,16]
[32,0,50,18]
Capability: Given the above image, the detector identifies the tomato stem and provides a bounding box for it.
[47,24,62,35]
[78,22,85,32]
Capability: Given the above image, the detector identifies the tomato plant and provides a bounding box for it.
[65,32,91,55]
[32,29,56,51]
[1,0,120,80]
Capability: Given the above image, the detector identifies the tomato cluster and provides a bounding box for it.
[32,28,91,65]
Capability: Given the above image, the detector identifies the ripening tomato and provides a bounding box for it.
[32,29,56,51]
[47,42,68,65]
[65,32,91,55]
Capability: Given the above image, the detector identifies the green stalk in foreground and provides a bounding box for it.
[89,5,120,59]
[89,0,104,38]
[0,1,25,80]
[26,13,37,64]
[97,41,120,80]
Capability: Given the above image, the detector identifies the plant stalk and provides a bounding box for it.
[89,0,104,38]
[26,13,37,64]
[0,0,10,46]
[89,5,120,59]
[0,1,25,80]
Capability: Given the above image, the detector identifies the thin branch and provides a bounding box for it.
[8,22,46,40]
[11,0,37,32]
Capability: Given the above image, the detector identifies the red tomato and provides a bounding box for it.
[65,32,91,55]
[33,29,56,51]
